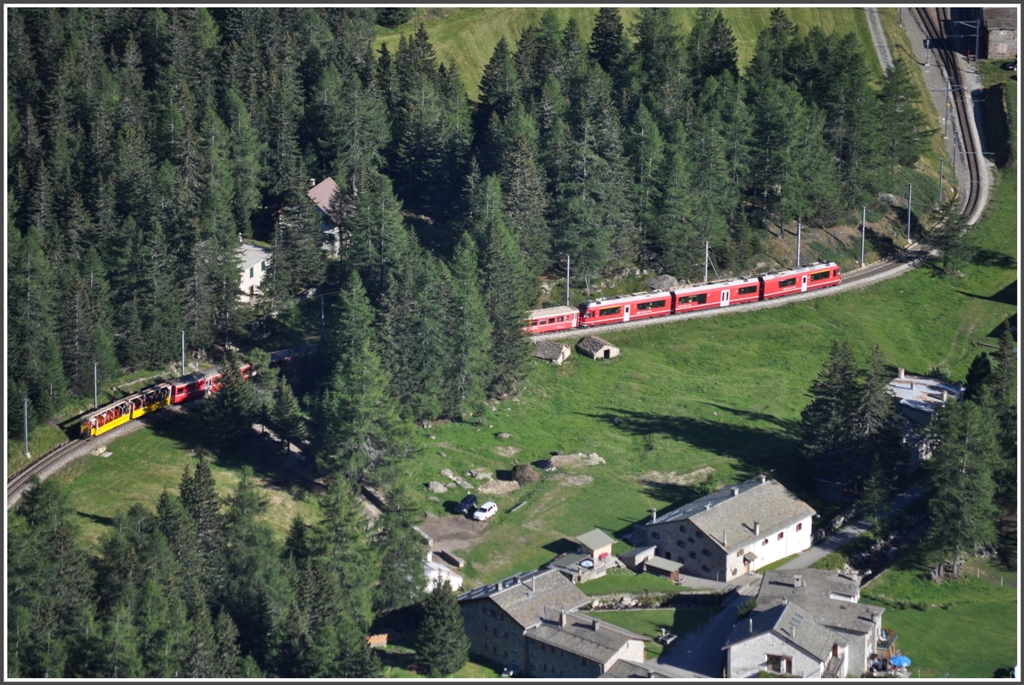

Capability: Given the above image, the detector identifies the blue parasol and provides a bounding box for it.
[889,656,911,668]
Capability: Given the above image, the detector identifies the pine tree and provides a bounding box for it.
[686,9,739,88]
[923,399,1000,579]
[476,36,520,147]
[270,374,307,452]
[928,199,975,274]
[446,234,494,419]
[372,495,427,615]
[222,89,265,237]
[201,355,258,447]
[876,57,932,179]
[799,341,861,482]
[589,7,628,78]
[415,578,470,677]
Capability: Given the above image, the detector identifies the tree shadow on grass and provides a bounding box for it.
[542,538,579,556]
[971,249,1017,271]
[146,410,322,496]
[77,511,116,527]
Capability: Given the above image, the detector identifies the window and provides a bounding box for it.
[777,532,784,540]
[688,537,695,544]
[736,550,744,557]
[664,552,671,560]
[702,565,710,572]
[249,267,254,278]
[531,320,539,326]
[637,299,667,311]
[598,306,621,316]
[689,551,697,559]
[833,269,839,277]
[541,645,547,652]
[679,525,686,532]
[732,568,738,576]
[676,540,685,547]
[696,531,704,538]
[811,271,830,281]
[261,261,265,272]
[762,538,769,546]
[678,293,708,305]
[779,277,797,287]
[702,549,711,557]
[739,285,758,295]
[651,532,661,539]
[581,657,587,666]
[557,316,564,322]
[796,522,803,532]
[548,318,555,324]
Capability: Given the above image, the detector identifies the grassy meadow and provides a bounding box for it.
[375,8,880,101]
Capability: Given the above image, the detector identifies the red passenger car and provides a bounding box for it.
[671,276,763,314]
[579,290,673,326]
[760,262,841,300]
[169,368,223,404]
[523,306,579,334]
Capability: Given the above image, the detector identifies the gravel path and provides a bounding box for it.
[864,8,893,72]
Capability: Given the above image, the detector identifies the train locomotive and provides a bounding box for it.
[524,262,841,334]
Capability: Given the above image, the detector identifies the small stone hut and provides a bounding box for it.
[577,336,619,360]
[533,341,571,365]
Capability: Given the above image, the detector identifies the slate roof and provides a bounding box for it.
[983,7,1017,28]
[527,615,648,664]
[646,478,815,554]
[643,556,682,573]
[599,660,671,678]
[458,568,590,629]
[577,336,617,355]
[533,341,569,362]
[757,570,883,635]
[577,529,617,551]
[306,177,339,216]
[239,243,271,270]
[723,602,846,662]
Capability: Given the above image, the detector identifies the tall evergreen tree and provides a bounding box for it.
[799,341,861,482]
[446,234,493,419]
[414,579,470,677]
[200,354,258,447]
[876,57,932,179]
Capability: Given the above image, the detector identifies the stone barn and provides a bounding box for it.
[533,341,571,365]
[983,7,1017,59]
[577,336,619,360]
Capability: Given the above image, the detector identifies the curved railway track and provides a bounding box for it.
[916,7,982,221]
[7,440,81,508]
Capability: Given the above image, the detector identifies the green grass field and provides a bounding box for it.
[375,8,881,101]
[861,558,1018,678]
[578,568,690,596]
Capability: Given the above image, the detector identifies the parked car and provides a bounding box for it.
[454,494,478,516]
[472,501,498,521]
[1002,60,1016,71]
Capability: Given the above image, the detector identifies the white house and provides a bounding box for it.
[635,476,815,581]
[239,243,272,302]
[723,601,849,678]
[306,177,340,256]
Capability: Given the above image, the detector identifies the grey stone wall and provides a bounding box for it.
[459,600,527,671]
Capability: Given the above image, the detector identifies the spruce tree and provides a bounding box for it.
[270,374,307,453]
[928,199,975,274]
[876,57,932,179]
[799,341,861,482]
[415,578,470,677]
[201,355,258,447]
[446,234,493,420]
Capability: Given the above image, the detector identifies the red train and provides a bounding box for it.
[79,363,253,438]
[523,262,841,334]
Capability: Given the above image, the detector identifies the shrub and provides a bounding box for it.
[737,596,758,619]
[511,464,540,485]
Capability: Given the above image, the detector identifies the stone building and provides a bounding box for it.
[983,7,1017,59]
[888,368,964,470]
[458,568,648,677]
[576,336,619,360]
[723,601,850,678]
[633,476,815,581]
[757,569,884,677]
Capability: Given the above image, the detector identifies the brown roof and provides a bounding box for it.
[533,341,570,362]
[576,336,617,355]
[306,177,339,216]
[459,568,590,629]
[527,615,647,664]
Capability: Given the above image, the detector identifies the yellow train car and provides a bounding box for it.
[78,383,173,438]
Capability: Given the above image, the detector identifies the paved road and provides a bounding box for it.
[777,477,932,571]
[646,577,761,678]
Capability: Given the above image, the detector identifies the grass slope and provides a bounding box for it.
[375,8,880,101]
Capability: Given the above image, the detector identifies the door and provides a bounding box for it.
[720,289,730,307]
[801,275,808,292]
[623,304,631,322]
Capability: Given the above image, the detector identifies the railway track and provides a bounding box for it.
[916,7,982,221]
[533,243,934,342]
[7,439,82,508]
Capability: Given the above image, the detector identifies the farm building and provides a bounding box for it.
[983,7,1017,59]
[458,568,649,677]
[576,336,619,360]
[533,341,571,365]
[641,556,681,582]
[634,476,815,581]
[618,546,657,571]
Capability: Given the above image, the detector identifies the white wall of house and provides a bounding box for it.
[726,632,825,678]
[602,639,646,672]
[739,516,814,574]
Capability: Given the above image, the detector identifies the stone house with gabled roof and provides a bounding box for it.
[757,569,884,677]
[576,336,619,360]
[458,568,648,678]
[634,475,815,581]
[723,601,850,678]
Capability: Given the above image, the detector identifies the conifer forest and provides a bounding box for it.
[7,7,944,678]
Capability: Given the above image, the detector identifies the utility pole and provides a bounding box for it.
[94,361,99,409]
[898,7,902,27]
[944,77,951,139]
[704,242,709,283]
[24,397,30,458]
[907,183,913,242]
[861,207,866,267]
[181,330,186,376]
[320,294,325,343]
[938,159,944,205]
[566,254,570,307]
[797,220,802,268]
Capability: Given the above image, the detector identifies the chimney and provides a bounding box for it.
[661,628,667,637]
[749,618,753,634]
[794,574,802,588]
[760,474,766,484]
[754,522,760,536]
[898,367,905,379]
[309,177,316,188]
[592,618,600,632]
[942,390,948,402]
[559,610,567,628]
[650,508,658,523]
[731,487,740,497]
[723,530,728,546]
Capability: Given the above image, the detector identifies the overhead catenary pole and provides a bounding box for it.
[566,254,570,307]
[24,397,30,458]
[938,159,944,205]
[797,220,802,268]
[320,294,326,343]
[861,207,866,267]
[181,330,186,376]
[704,241,709,283]
[907,183,913,241]
[94,361,98,409]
